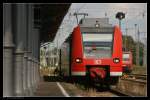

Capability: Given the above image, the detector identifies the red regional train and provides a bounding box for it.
[60,18,122,85]
[122,51,133,73]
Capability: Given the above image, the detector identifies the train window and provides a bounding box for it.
[123,54,130,61]
[82,33,112,42]
[82,33,112,58]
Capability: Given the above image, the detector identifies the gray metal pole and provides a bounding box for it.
[136,27,140,66]
[134,24,138,65]
[119,20,121,30]
[125,28,128,51]
[3,4,15,97]
[143,37,147,67]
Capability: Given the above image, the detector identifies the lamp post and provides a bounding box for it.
[116,12,125,51]
[116,12,125,30]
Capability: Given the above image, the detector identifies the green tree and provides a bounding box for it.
[122,35,144,66]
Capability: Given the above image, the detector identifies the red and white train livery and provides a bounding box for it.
[60,18,123,84]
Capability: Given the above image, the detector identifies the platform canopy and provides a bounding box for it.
[34,4,71,43]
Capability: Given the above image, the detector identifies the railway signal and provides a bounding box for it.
[116,12,125,30]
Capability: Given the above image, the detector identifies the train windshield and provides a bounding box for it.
[82,33,113,58]
[123,54,130,61]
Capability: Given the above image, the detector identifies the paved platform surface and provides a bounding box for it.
[34,81,65,97]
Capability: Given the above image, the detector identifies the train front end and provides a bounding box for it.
[122,51,133,73]
[71,18,122,84]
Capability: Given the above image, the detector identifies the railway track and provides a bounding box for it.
[90,74,147,96]
[42,76,128,97]
[103,74,147,97]
[109,86,131,97]
[96,86,130,97]
[70,80,131,97]
[121,73,147,83]
[72,75,147,97]
[42,75,147,97]
[114,76,147,96]
[127,74,147,80]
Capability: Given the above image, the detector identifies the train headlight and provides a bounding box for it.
[95,20,100,27]
[113,58,120,63]
[95,24,99,27]
[75,58,82,63]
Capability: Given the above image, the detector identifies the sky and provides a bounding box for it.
[52,3,147,48]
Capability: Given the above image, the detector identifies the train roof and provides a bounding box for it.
[123,51,132,54]
[79,18,113,28]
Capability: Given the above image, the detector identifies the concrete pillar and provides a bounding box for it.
[36,61,40,83]
[37,29,40,83]
[34,37,37,90]
[26,4,34,96]
[29,56,34,95]
[33,29,40,90]
[143,39,147,67]
[32,29,36,92]
[27,55,32,95]
[23,52,28,96]
[34,59,38,90]
[33,60,37,91]
[30,5,35,94]
[31,31,35,93]
[36,62,39,82]
[33,59,37,89]
[37,62,40,82]
[31,59,34,92]
[14,4,28,96]
[14,52,24,96]
[33,61,36,91]
[3,4,15,96]
[19,4,28,96]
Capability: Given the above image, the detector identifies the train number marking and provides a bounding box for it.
[95,60,102,64]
